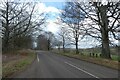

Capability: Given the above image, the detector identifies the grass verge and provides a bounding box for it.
[53,51,119,70]
[2,49,36,78]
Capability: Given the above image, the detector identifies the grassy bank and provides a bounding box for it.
[2,49,36,78]
[53,50,119,70]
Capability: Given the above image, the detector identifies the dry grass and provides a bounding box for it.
[71,54,119,70]
[54,51,119,70]
[2,49,36,78]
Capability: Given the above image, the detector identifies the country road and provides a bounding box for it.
[13,51,118,78]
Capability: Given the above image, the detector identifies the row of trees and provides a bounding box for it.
[0,1,64,53]
[37,31,58,50]
[57,1,119,59]
[37,34,49,50]
[1,1,119,59]
[0,1,46,52]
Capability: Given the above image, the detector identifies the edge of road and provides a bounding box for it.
[9,53,37,78]
[51,51,119,71]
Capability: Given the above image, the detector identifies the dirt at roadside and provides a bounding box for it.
[2,54,22,63]
[2,49,33,63]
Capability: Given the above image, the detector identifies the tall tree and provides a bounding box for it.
[37,32,55,51]
[0,1,46,52]
[45,31,55,50]
[61,2,85,54]
[0,1,34,51]
[76,1,120,59]
[58,27,66,52]
[37,34,48,50]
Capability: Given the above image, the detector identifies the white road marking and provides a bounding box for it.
[37,54,39,62]
[64,61,99,78]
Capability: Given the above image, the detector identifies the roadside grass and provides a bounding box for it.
[111,55,120,61]
[0,65,2,78]
[53,50,119,70]
[2,49,36,78]
[69,50,120,61]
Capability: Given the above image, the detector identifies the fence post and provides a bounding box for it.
[90,53,91,57]
[92,53,95,57]
[96,54,98,57]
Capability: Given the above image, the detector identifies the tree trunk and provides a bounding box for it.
[75,37,79,54]
[3,31,9,52]
[101,29,111,59]
[47,39,50,51]
[3,2,10,52]
[100,6,111,59]
[63,37,65,52]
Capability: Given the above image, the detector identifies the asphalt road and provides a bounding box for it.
[14,51,118,78]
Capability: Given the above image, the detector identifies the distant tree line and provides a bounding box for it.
[37,31,57,51]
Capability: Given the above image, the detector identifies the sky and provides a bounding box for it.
[33,2,102,48]
[34,1,119,48]
[0,0,119,48]
[35,2,64,33]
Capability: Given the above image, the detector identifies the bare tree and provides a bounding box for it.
[76,1,120,59]
[0,1,46,52]
[0,1,34,51]
[57,26,71,52]
[61,2,85,54]
[54,40,62,51]
[45,31,55,50]
[37,34,48,50]
[37,31,55,51]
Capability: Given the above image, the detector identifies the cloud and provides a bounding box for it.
[45,20,60,33]
[45,6,60,13]
[34,3,61,14]
[34,3,46,14]
[33,2,62,34]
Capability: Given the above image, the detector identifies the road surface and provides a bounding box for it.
[14,51,118,78]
